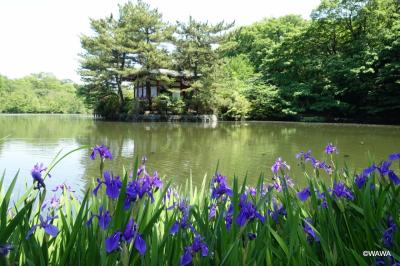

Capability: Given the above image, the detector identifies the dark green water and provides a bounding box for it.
[1,115,399,195]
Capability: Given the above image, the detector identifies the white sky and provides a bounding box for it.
[0,0,320,82]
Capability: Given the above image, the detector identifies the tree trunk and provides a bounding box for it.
[146,80,152,110]
[117,77,124,104]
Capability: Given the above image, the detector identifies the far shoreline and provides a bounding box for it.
[1,113,400,127]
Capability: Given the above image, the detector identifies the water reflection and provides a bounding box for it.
[0,115,399,196]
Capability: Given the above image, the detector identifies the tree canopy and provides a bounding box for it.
[0,73,87,114]
[78,0,400,123]
[79,1,233,119]
[223,0,400,123]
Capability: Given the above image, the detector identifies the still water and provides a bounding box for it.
[1,115,399,195]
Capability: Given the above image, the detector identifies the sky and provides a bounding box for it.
[0,0,320,82]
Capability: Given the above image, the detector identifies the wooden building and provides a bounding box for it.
[124,69,197,101]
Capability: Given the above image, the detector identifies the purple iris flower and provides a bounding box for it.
[105,219,146,254]
[0,244,13,256]
[296,150,333,174]
[375,256,398,266]
[52,183,75,193]
[245,186,257,197]
[316,190,328,208]
[124,171,163,209]
[325,143,338,154]
[163,187,178,203]
[169,199,191,235]
[273,175,294,193]
[93,171,122,199]
[225,203,233,230]
[355,164,376,188]
[122,219,147,255]
[90,145,112,160]
[260,183,275,196]
[388,171,400,185]
[297,187,311,201]
[134,166,163,191]
[269,198,287,223]
[41,194,60,210]
[363,164,377,176]
[389,153,400,161]
[236,194,265,227]
[26,215,58,239]
[86,206,111,230]
[331,182,354,200]
[374,161,400,185]
[310,158,332,174]
[377,161,392,176]
[273,181,282,192]
[180,234,208,266]
[210,173,233,200]
[248,233,257,240]
[296,150,313,161]
[124,181,139,209]
[271,157,290,175]
[382,216,397,248]
[355,174,367,189]
[208,204,217,219]
[303,218,320,243]
[31,163,49,189]
[148,171,163,189]
[105,232,122,253]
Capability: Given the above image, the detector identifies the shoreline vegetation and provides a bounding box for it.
[77,0,399,124]
[0,73,87,114]
[0,143,399,265]
[1,0,399,125]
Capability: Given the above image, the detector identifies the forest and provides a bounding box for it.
[0,73,87,114]
[78,0,400,123]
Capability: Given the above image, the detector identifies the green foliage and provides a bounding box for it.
[94,94,121,120]
[183,56,253,119]
[0,73,87,114]
[153,94,170,115]
[174,17,234,77]
[153,94,186,115]
[222,0,400,123]
[245,83,290,120]
[1,145,400,265]
[76,0,400,122]
[79,0,173,116]
[169,97,185,115]
[221,15,308,71]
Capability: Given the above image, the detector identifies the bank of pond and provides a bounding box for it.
[0,143,399,265]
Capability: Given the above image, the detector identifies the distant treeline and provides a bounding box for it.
[79,0,400,124]
[0,73,87,114]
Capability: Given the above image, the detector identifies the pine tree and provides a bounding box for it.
[174,17,234,77]
[79,1,173,116]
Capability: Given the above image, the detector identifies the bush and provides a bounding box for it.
[169,97,185,115]
[153,94,186,115]
[153,94,170,115]
[245,83,289,120]
[94,94,121,120]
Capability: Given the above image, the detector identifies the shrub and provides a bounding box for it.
[169,97,185,115]
[153,94,170,115]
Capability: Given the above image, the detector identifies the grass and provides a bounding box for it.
[0,144,399,266]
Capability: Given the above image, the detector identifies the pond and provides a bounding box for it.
[1,115,399,196]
